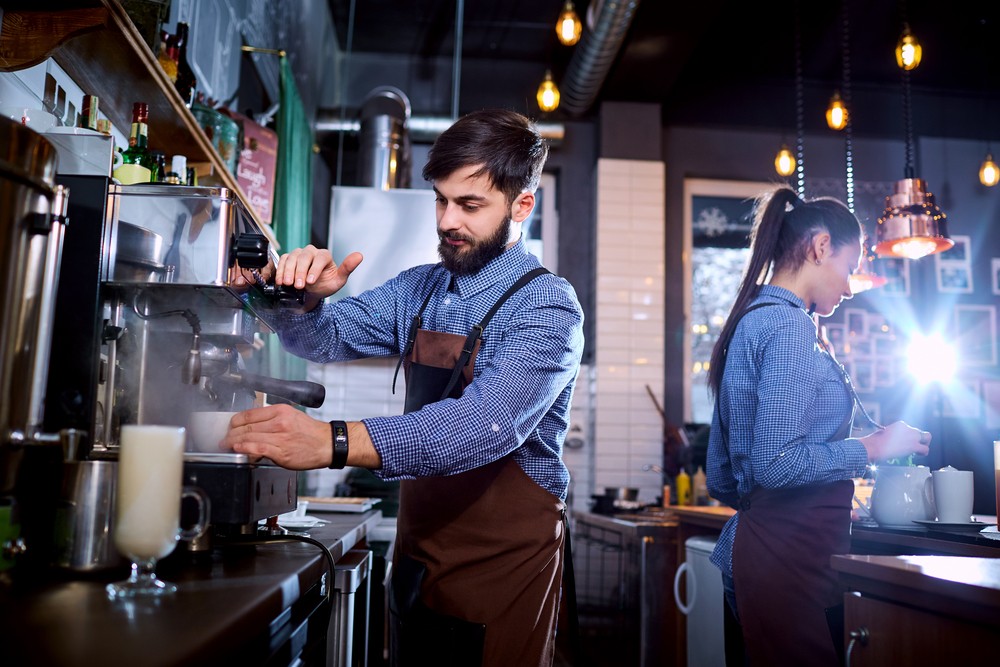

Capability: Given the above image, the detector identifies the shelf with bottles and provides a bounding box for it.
[0,1,272,241]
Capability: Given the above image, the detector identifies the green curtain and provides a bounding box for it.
[265,55,313,384]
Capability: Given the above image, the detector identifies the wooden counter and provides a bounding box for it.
[832,554,1000,665]
[0,510,383,666]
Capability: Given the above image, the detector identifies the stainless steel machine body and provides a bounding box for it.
[0,117,70,573]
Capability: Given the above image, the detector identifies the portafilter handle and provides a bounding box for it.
[220,372,325,408]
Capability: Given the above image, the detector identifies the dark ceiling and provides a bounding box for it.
[326,0,1000,141]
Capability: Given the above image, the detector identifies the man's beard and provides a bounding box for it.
[438,216,512,276]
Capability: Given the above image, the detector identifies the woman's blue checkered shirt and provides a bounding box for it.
[706,285,869,577]
[271,240,584,500]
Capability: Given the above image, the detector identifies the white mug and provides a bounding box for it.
[931,466,974,523]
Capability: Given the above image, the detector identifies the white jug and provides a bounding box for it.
[870,465,934,527]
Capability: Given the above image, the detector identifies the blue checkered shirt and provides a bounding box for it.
[271,240,584,500]
[707,285,869,577]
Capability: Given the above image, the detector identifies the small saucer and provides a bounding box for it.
[912,519,987,530]
[279,516,321,529]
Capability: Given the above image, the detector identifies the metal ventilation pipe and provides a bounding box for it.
[357,86,412,190]
[316,113,565,145]
[560,0,642,117]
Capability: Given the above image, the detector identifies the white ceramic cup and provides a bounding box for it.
[187,411,238,453]
[931,466,974,523]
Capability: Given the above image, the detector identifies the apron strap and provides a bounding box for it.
[438,267,550,401]
[393,270,448,394]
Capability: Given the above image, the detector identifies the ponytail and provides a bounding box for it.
[707,187,798,394]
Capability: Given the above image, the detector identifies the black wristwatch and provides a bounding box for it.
[329,420,349,469]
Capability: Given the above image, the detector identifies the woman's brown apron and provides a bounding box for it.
[722,302,856,666]
[389,268,565,667]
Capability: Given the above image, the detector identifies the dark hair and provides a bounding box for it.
[707,185,862,394]
[422,109,548,204]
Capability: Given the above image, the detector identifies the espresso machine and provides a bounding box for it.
[42,179,323,561]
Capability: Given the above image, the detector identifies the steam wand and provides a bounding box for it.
[130,293,203,384]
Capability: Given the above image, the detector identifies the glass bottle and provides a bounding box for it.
[174,22,197,108]
[157,29,178,83]
[113,102,158,184]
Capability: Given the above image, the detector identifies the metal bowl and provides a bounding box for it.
[604,486,639,501]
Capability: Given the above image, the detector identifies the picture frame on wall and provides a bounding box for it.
[936,264,974,294]
[879,258,910,297]
[954,304,997,367]
[843,308,869,338]
[937,234,971,263]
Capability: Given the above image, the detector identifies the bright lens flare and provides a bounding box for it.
[906,333,957,385]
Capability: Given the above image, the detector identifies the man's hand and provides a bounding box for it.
[226,404,333,470]
[276,245,363,303]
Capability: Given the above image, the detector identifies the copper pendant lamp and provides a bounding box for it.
[875,29,952,261]
[874,178,953,259]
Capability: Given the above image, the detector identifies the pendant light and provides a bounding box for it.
[977,20,997,187]
[875,10,952,260]
[825,90,848,131]
[537,70,560,112]
[774,144,796,176]
[555,1,582,46]
[895,23,922,70]
[980,152,999,187]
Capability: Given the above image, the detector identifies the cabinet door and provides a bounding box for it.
[843,594,998,666]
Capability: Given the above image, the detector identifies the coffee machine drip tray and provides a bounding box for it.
[183,458,297,525]
[184,451,253,464]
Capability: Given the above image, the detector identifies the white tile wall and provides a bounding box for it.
[590,158,666,506]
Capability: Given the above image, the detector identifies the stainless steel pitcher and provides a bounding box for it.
[53,460,125,571]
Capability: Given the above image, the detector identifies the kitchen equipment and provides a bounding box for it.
[673,535,725,667]
[931,466,974,523]
[38,179,317,559]
[870,465,934,527]
[53,460,125,572]
[605,486,639,501]
[0,116,71,574]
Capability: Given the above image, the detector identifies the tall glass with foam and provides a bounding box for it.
[107,425,207,598]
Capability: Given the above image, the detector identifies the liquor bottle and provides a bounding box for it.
[157,29,178,83]
[113,102,158,184]
[174,22,197,108]
[79,95,99,130]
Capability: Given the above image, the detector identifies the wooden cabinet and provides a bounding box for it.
[0,1,269,234]
[833,555,1000,666]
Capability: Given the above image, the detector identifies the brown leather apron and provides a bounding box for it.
[390,268,565,667]
[721,302,856,666]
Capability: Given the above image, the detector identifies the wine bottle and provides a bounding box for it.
[174,22,197,108]
[113,102,158,184]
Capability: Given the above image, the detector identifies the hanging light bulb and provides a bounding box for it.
[555,1,582,46]
[895,24,922,70]
[536,70,560,112]
[980,152,999,187]
[774,144,796,177]
[825,90,849,131]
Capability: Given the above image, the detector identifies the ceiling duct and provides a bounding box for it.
[560,0,642,117]
[357,86,411,189]
[316,113,566,145]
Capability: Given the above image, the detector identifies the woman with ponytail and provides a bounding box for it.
[705,185,931,666]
